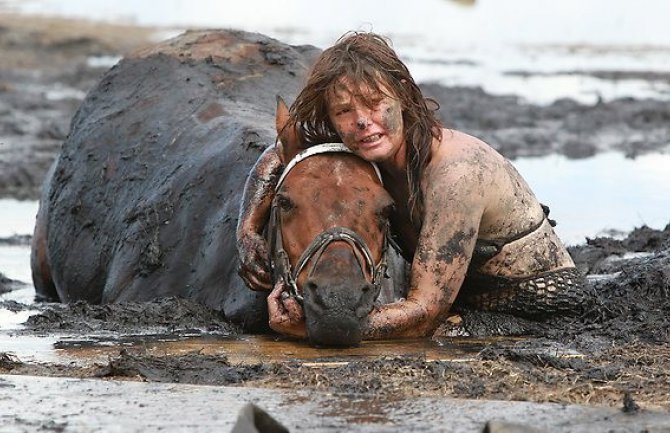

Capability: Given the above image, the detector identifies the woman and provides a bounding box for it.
[236,32,585,339]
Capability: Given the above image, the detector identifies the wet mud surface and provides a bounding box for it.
[1,13,670,432]
[0,14,157,200]
[3,223,670,419]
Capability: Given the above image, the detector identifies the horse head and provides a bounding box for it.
[271,97,394,347]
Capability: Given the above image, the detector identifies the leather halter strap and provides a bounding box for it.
[268,143,389,304]
[275,142,383,192]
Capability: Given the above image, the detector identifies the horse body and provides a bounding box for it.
[31,29,406,342]
[31,30,319,330]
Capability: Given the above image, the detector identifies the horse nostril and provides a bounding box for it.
[355,283,379,318]
[305,280,318,293]
[362,283,377,297]
[303,280,323,307]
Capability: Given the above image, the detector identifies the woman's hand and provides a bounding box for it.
[267,279,307,338]
[237,232,273,291]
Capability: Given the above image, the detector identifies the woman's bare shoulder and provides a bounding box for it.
[431,129,502,173]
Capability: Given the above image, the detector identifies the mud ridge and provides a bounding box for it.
[24,297,241,335]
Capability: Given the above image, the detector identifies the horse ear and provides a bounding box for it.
[275,95,301,164]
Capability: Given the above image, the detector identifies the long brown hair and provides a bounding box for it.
[288,32,442,226]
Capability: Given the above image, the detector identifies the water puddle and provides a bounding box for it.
[1,332,498,367]
[4,373,664,433]
[514,152,670,245]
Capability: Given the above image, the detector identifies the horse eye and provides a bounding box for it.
[376,203,394,225]
[276,195,295,211]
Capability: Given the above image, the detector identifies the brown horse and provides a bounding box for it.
[29,30,404,346]
[271,99,401,346]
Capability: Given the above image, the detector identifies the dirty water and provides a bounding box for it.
[514,152,670,245]
[0,331,498,368]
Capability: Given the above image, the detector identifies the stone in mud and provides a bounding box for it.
[31,29,319,330]
[231,403,289,433]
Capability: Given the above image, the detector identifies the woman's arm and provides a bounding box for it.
[236,145,283,291]
[363,160,486,338]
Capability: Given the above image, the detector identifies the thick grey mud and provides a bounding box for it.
[2,224,670,416]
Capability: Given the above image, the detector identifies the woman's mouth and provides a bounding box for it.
[360,133,382,144]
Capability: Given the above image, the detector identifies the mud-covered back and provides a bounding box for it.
[42,30,319,329]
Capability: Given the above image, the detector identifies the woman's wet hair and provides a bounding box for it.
[288,31,442,227]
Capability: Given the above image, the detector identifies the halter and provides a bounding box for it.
[268,143,390,304]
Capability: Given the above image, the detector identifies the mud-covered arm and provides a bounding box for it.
[362,162,485,339]
[236,145,283,291]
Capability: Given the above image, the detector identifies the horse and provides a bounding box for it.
[270,99,403,345]
[30,29,404,346]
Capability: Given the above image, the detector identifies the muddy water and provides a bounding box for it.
[2,332,495,368]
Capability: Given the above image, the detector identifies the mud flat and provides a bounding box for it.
[2,374,669,433]
[2,223,669,431]
[1,13,670,433]
[0,13,158,199]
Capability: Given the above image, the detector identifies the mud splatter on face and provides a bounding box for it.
[382,99,403,136]
[337,127,358,150]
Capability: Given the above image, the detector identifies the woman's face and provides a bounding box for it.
[327,78,405,164]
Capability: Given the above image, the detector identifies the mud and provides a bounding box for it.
[3,221,669,413]
[422,84,670,159]
[0,13,157,200]
[1,13,670,431]
[0,272,21,295]
[23,297,241,335]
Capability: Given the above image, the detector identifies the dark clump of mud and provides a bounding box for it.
[0,352,22,371]
[0,272,27,295]
[547,224,670,344]
[94,349,267,385]
[0,234,32,246]
[24,297,241,335]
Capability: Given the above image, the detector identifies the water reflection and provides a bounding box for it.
[1,333,488,367]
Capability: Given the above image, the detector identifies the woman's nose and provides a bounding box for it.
[356,116,368,130]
